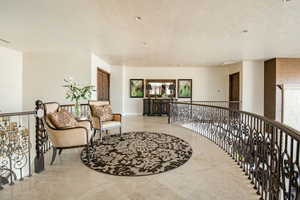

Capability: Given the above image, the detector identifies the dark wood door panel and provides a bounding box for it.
[97,68,110,101]
[229,72,240,101]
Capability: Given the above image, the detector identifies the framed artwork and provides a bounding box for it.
[178,79,192,98]
[130,79,144,98]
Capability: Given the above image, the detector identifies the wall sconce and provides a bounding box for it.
[169,84,176,99]
[146,84,152,98]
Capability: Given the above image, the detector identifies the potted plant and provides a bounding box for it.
[63,78,95,118]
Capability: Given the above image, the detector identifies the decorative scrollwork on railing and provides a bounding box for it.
[170,102,300,200]
[0,116,32,190]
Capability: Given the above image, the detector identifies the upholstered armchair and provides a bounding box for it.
[88,100,122,140]
[43,102,93,165]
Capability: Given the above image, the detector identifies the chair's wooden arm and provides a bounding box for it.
[112,113,122,122]
[56,126,87,131]
[77,119,91,123]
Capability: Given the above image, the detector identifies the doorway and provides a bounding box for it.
[97,68,110,101]
[229,72,240,101]
[229,72,240,110]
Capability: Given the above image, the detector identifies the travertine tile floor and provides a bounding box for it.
[0,116,258,200]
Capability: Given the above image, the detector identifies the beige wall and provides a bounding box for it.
[222,61,264,115]
[110,65,125,113]
[23,51,111,110]
[242,60,264,115]
[23,51,91,110]
[225,62,243,101]
[283,84,300,131]
[18,50,264,117]
[121,66,228,115]
[0,46,23,112]
[90,53,111,100]
[22,56,230,115]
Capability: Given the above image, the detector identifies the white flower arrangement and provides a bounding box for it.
[63,78,95,117]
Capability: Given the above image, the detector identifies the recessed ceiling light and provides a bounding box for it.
[135,16,142,21]
[142,42,148,47]
[0,38,10,44]
[282,0,292,3]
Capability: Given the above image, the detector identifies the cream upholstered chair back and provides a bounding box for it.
[88,100,110,117]
[88,100,122,133]
[43,102,67,148]
[44,102,59,114]
[43,102,60,129]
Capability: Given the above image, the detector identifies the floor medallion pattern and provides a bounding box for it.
[81,131,193,176]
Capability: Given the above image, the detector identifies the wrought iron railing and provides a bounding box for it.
[170,102,300,200]
[0,111,35,190]
[0,101,92,190]
[183,101,241,110]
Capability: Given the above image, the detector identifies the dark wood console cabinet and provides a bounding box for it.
[143,99,173,116]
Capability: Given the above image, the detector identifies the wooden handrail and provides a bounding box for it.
[0,111,35,117]
[171,101,300,144]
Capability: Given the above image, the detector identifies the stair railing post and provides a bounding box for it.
[34,100,45,173]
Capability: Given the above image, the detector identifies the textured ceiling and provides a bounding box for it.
[0,0,300,66]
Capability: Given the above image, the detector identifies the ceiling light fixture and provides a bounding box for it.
[0,38,10,44]
[282,0,292,3]
[135,16,142,22]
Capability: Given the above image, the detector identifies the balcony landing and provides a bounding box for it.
[0,116,258,200]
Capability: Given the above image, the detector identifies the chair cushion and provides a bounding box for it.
[102,121,121,130]
[91,104,113,122]
[48,109,78,129]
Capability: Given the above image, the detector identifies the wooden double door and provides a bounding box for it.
[97,68,110,101]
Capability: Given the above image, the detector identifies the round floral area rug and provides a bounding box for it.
[81,131,193,176]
